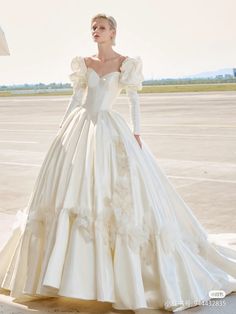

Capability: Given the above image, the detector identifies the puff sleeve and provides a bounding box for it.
[120,56,144,135]
[59,56,87,128]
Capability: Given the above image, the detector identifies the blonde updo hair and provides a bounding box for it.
[91,13,117,46]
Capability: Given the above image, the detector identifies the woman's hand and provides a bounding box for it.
[134,134,142,149]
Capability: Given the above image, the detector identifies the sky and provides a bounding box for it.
[0,0,235,85]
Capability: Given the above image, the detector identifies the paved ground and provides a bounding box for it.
[0,91,236,313]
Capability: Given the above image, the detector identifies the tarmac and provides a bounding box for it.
[0,91,236,313]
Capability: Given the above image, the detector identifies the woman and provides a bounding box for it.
[0,13,236,312]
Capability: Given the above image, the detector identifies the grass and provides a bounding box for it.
[0,83,236,97]
[142,83,236,93]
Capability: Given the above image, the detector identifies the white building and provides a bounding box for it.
[0,26,10,55]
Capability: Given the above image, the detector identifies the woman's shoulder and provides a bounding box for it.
[120,55,142,68]
[70,55,87,73]
[119,55,144,91]
[69,55,87,90]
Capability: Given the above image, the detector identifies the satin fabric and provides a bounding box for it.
[0,58,236,312]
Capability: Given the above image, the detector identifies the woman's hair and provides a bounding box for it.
[91,13,117,46]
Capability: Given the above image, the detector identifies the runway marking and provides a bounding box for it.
[176,181,201,189]
[142,132,236,138]
[141,124,236,128]
[168,175,236,184]
[0,122,58,125]
[0,149,43,154]
[0,98,69,102]
[0,140,38,144]
[0,161,40,167]
[158,158,236,166]
[0,129,55,133]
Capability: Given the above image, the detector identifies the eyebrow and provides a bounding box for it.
[92,25,106,28]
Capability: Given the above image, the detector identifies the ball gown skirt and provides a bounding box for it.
[0,55,236,312]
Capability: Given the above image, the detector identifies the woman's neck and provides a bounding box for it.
[95,45,118,62]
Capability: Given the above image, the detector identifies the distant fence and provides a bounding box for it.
[11,88,72,95]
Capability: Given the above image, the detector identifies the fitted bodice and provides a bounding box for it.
[82,68,122,116]
[59,55,145,134]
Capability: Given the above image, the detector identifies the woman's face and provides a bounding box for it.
[91,18,115,45]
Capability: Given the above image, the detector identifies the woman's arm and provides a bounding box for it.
[126,88,142,148]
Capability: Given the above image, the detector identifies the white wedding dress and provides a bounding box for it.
[0,55,236,312]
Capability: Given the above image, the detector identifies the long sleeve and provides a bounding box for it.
[126,88,141,135]
[59,87,86,128]
[59,55,87,128]
[119,56,144,135]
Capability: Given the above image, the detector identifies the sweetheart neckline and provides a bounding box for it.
[87,67,121,79]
